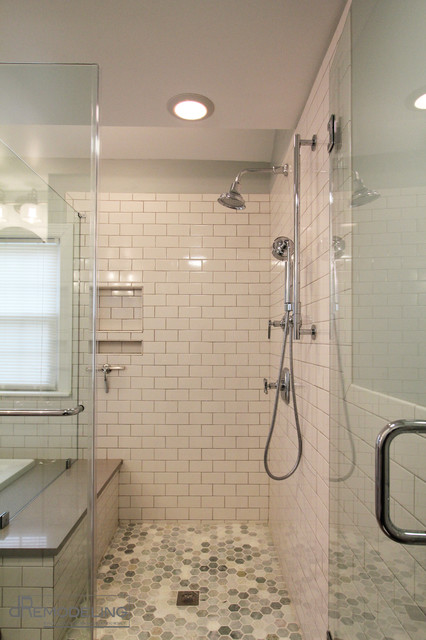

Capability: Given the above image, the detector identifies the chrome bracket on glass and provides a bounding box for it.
[375,419,426,545]
[0,405,84,417]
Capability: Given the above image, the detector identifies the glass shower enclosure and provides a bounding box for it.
[329,1,425,639]
[0,64,98,640]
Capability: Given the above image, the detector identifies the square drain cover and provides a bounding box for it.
[176,590,199,606]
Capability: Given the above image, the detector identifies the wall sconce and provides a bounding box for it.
[18,190,48,241]
[19,189,40,221]
[0,189,48,241]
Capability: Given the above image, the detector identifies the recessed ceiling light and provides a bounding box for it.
[414,93,426,109]
[167,93,214,121]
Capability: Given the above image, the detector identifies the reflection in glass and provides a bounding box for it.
[329,2,426,639]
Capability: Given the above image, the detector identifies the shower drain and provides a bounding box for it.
[176,590,199,606]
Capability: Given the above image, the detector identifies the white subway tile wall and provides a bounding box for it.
[267,5,350,639]
[74,192,271,521]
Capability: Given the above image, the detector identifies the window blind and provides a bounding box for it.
[0,240,60,391]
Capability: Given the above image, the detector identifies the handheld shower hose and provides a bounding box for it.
[264,310,303,481]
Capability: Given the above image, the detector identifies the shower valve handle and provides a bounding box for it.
[263,373,291,403]
[268,319,284,339]
[98,363,125,393]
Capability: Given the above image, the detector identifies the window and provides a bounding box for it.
[0,232,72,395]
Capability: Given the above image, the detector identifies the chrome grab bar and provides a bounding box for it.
[375,419,426,545]
[0,404,84,417]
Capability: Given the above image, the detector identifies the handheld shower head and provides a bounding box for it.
[218,165,288,211]
[272,236,294,309]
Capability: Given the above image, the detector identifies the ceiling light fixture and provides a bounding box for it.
[406,87,426,111]
[414,93,426,110]
[167,93,214,121]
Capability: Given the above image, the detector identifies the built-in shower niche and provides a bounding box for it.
[97,283,143,354]
[0,138,84,521]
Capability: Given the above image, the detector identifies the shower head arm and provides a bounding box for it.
[233,164,289,187]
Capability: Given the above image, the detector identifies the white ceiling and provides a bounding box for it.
[0,0,347,162]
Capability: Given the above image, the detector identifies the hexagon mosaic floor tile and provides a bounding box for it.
[67,521,303,640]
[328,526,426,640]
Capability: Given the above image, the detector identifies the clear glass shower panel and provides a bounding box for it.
[0,138,82,518]
[0,63,98,640]
[329,1,426,639]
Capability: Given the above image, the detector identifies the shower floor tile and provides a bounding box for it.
[67,521,303,640]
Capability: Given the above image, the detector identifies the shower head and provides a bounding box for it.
[218,164,288,211]
[272,236,294,261]
[351,171,380,207]
[217,181,246,210]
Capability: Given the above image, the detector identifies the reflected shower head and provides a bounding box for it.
[272,236,294,261]
[218,165,288,211]
[217,181,246,210]
[351,171,380,207]
[332,235,345,259]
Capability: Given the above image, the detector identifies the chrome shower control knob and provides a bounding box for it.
[263,378,278,394]
[263,378,279,394]
[263,372,291,402]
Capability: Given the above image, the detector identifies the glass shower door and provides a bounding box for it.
[329,1,426,639]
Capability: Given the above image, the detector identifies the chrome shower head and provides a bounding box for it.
[217,181,246,210]
[272,236,294,261]
[218,165,288,211]
[351,171,380,207]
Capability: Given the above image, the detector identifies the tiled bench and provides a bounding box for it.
[0,459,122,640]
